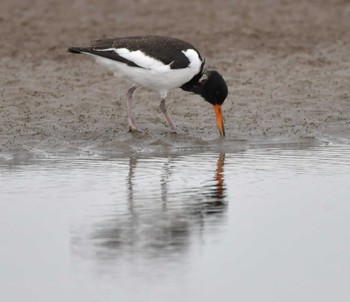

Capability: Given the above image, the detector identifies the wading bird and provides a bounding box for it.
[68,35,228,135]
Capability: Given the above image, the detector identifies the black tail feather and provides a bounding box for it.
[67,47,85,54]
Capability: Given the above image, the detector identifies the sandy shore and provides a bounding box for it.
[1,0,349,155]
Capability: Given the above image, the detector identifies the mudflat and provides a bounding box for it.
[1,0,349,154]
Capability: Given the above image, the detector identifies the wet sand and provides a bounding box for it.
[1,0,350,154]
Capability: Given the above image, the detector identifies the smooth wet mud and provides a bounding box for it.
[1,0,350,153]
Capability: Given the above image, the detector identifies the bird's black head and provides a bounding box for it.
[197,70,228,136]
[182,70,228,136]
[198,70,228,105]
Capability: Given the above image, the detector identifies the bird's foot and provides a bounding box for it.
[128,118,143,133]
[169,128,177,134]
[128,125,143,133]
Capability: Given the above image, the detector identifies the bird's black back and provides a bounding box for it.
[69,36,203,70]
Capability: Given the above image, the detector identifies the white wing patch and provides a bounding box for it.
[181,49,201,69]
[115,48,170,71]
[90,47,203,90]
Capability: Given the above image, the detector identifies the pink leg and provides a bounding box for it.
[160,98,176,133]
[126,86,141,132]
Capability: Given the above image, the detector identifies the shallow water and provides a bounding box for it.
[1,143,350,302]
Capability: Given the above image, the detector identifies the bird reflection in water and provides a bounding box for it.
[204,153,226,210]
[73,153,227,261]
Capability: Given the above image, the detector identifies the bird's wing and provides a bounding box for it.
[87,36,203,70]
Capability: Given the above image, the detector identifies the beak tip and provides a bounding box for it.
[214,104,225,137]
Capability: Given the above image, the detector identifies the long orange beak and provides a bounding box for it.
[213,104,225,136]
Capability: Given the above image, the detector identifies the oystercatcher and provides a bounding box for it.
[68,36,228,135]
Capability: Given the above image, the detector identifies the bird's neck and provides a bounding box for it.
[180,60,206,94]
[180,70,205,97]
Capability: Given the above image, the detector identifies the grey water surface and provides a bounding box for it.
[1,142,349,302]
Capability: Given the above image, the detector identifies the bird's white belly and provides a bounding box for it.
[91,49,202,90]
